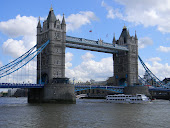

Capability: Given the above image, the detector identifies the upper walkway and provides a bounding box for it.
[65,36,128,53]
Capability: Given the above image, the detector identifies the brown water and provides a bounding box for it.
[0,97,170,128]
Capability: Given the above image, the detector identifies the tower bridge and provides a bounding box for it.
[36,8,138,87]
[0,7,165,103]
[30,7,140,103]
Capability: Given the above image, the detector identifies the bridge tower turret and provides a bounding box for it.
[37,17,41,49]
[113,25,138,86]
[37,17,41,34]
[61,14,66,32]
[112,33,116,46]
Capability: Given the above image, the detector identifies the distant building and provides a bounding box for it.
[106,77,115,86]
[142,71,158,87]
[8,89,17,97]
[162,78,170,84]
[143,72,151,81]
[0,91,8,97]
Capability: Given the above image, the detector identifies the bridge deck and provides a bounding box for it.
[149,87,170,92]
[75,85,124,88]
[0,83,44,88]
[0,83,169,92]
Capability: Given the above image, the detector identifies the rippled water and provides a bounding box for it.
[0,97,170,128]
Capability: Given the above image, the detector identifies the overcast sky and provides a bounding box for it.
[0,0,170,85]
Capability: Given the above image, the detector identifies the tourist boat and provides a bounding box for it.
[106,94,150,103]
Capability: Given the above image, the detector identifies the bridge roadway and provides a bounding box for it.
[149,87,170,92]
[65,36,129,53]
[0,83,170,92]
[75,85,170,92]
[75,85,124,93]
[0,83,123,93]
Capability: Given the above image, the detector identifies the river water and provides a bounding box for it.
[0,97,170,128]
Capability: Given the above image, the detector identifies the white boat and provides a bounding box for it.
[106,94,150,103]
[76,94,88,99]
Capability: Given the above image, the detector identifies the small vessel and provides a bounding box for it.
[106,94,150,103]
[76,94,88,99]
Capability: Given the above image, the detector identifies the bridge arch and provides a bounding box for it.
[41,73,49,84]
[119,78,127,86]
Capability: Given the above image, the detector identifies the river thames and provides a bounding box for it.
[0,97,169,128]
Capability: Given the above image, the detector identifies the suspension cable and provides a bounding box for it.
[138,55,169,88]
[0,40,49,79]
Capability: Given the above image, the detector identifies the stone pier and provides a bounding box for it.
[28,83,76,103]
[124,86,151,97]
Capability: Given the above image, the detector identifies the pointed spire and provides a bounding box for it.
[135,30,137,39]
[112,33,116,45]
[113,33,116,42]
[47,5,56,23]
[61,13,66,31]
[37,16,41,28]
[121,24,128,36]
[123,24,127,29]
[50,4,53,11]
[62,13,66,25]
[127,29,130,36]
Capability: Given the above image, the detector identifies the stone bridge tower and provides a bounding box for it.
[28,7,75,103]
[37,7,66,84]
[113,26,138,86]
